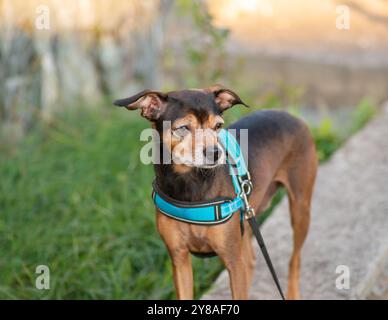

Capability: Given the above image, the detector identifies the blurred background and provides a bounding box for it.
[0,0,387,299]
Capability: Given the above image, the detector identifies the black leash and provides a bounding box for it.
[236,176,285,300]
[248,217,285,300]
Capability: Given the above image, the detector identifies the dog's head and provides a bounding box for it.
[114,85,248,173]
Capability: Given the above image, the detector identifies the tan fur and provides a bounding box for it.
[162,114,224,173]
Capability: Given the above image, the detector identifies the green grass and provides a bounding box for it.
[310,99,377,162]
[0,99,376,299]
[0,106,223,299]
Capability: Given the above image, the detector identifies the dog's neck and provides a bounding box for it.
[154,163,229,202]
[153,138,233,202]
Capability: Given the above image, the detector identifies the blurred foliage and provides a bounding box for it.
[0,0,381,300]
[311,99,377,162]
[311,117,342,163]
[173,0,230,87]
[350,98,377,135]
[0,105,222,299]
[0,3,378,297]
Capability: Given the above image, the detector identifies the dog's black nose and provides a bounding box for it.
[204,146,220,163]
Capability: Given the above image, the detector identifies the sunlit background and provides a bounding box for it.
[1,0,388,132]
[209,0,388,51]
[0,0,387,299]
[1,0,388,139]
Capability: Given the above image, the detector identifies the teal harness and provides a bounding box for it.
[152,129,253,225]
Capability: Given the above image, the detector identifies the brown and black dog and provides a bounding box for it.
[114,85,318,300]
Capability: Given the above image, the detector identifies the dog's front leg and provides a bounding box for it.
[157,212,194,299]
[170,249,194,300]
[220,249,249,300]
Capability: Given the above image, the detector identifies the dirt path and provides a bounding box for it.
[203,103,388,300]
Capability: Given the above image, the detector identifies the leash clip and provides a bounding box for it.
[244,207,255,219]
[238,178,255,220]
[241,190,255,219]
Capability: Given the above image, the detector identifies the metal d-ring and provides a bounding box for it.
[240,179,253,196]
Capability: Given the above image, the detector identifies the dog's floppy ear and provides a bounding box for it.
[205,84,249,112]
[114,90,168,121]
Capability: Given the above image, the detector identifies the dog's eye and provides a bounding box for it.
[215,123,223,130]
[173,126,189,138]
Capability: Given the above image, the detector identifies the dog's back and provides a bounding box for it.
[228,110,314,176]
[229,109,309,150]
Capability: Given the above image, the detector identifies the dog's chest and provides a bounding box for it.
[186,225,214,253]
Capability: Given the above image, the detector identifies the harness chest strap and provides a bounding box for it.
[152,181,244,225]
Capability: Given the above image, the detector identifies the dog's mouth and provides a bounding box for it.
[177,149,226,169]
[175,160,224,169]
[193,163,222,169]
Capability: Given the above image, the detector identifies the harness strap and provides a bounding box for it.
[220,129,285,300]
[152,181,244,225]
[218,129,248,178]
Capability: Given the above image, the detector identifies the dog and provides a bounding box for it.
[114,85,318,300]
